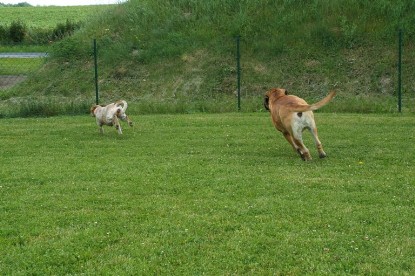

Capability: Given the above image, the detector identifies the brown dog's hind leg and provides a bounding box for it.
[282,132,297,151]
[309,127,327,158]
[283,131,311,160]
[316,143,327,158]
[296,146,312,161]
[292,136,312,161]
[296,148,306,161]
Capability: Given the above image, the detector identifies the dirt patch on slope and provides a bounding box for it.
[0,76,27,90]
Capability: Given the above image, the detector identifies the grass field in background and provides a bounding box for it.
[0,57,45,75]
[1,112,414,274]
[0,5,112,29]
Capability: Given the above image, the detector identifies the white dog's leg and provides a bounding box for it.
[112,115,122,134]
[96,120,104,134]
[125,115,133,127]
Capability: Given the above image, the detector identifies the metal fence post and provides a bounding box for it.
[236,35,241,111]
[398,29,402,112]
[94,39,99,105]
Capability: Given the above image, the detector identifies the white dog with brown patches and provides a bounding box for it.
[264,88,335,161]
[90,100,133,134]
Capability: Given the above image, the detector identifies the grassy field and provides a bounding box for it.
[1,112,414,274]
[0,5,113,29]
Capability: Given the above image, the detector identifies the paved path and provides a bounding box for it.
[0,52,48,58]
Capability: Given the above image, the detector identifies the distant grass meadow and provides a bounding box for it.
[1,112,414,274]
[0,5,112,29]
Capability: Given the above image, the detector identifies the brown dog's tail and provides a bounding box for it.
[287,91,336,112]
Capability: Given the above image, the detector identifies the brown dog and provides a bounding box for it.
[90,100,133,134]
[264,88,335,160]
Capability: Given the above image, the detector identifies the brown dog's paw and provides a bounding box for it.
[297,149,308,161]
[303,155,312,161]
[319,152,327,159]
[297,149,313,161]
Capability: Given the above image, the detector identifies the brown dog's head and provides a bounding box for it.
[264,88,288,111]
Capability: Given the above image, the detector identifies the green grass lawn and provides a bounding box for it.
[1,112,414,274]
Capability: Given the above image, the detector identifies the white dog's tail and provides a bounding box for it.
[287,91,336,112]
[115,100,128,113]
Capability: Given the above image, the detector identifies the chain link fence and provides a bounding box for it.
[0,52,47,90]
[89,34,415,114]
[1,32,415,116]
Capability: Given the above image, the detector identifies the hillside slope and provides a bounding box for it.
[3,0,415,115]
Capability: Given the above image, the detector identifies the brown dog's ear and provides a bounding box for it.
[263,95,270,111]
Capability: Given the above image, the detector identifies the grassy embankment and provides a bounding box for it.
[1,0,415,116]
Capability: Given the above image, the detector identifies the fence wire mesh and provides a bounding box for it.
[0,53,47,90]
[1,34,415,116]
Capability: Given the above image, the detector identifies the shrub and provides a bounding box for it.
[25,27,52,44]
[50,36,89,60]
[9,20,27,43]
[52,19,82,41]
[0,25,7,43]
[0,19,82,45]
